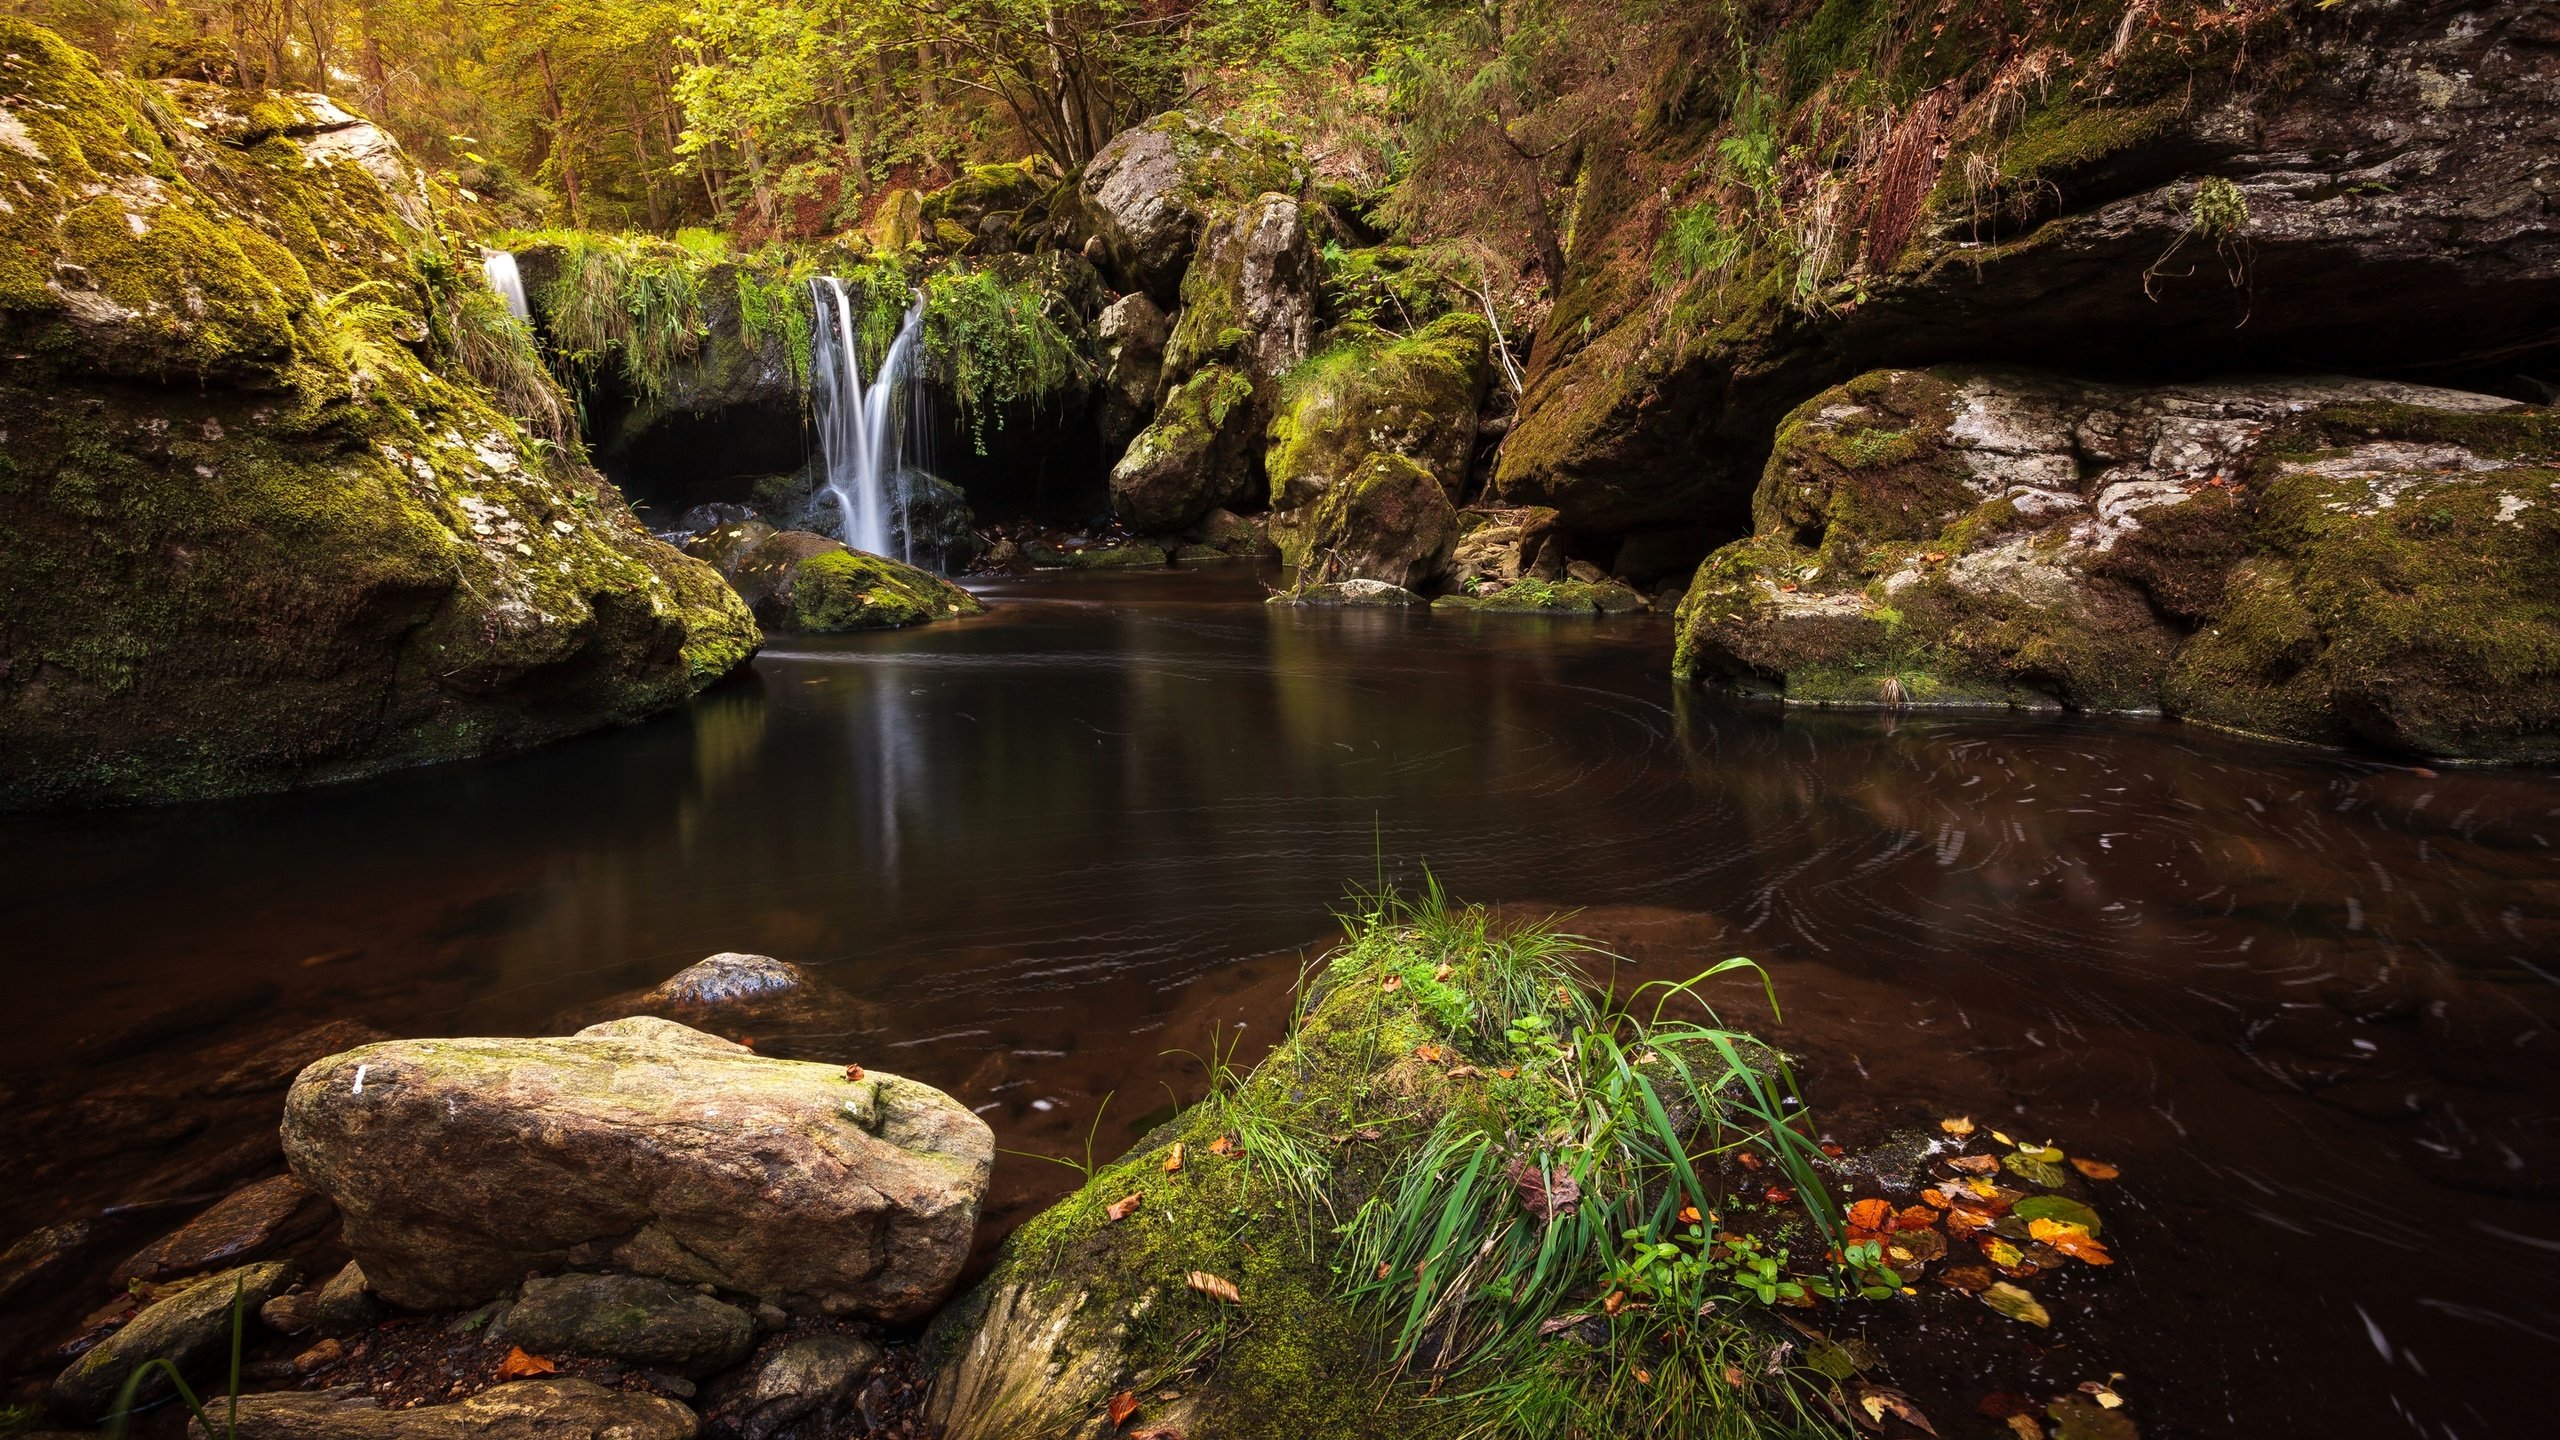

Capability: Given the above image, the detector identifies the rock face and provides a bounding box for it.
[1496,2,2560,542]
[1676,368,2560,760]
[1160,194,1320,394]
[1446,505,1566,591]
[1109,367,1261,532]
[724,532,984,633]
[1278,453,1459,592]
[112,1174,331,1285]
[1093,293,1170,455]
[0,22,758,809]
[53,1261,297,1418]
[281,1018,993,1321]
[504,1272,754,1378]
[192,1379,697,1440]
[1264,315,1491,509]
[1078,113,1303,305]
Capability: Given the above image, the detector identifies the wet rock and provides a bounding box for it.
[189,1378,697,1440]
[1263,314,1490,509]
[677,503,764,536]
[727,533,984,633]
[1432,578,1648,615]
[733,1333,882,1440]
[1184,508,1269,557]
[503,1273,753,1378]
[0,1221,97,1324]
[1110,367,1260,532]
[52,1260,296,1418]
[682,521,779,580]
[561,953,859,1039]
[1021,539,1172,570]
[112,1174,332,1285]
[281,1018,992,1320]
[207,1018,398,1098]
[1095,293,1171,455]
[1079,114,1303,305]
[1673,367,2560,760]
[1268,579,1426,608]
[1276,453,1459,592]
[265,1259,381,1338]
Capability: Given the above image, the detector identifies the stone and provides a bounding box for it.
[1264,315,1491,509]
[726,532,983,633]
[52,1260,296,1419]
[561,953,860,1040]
[264,1257,381,1338]
[1095,293,1171,454]
[206,1018,398,1098]
[1447,506,1566,591]
[733,1333,882,1440]
[1079,114,1302,305]
[1268,579,1426,608]
[281,1018,993,1321]
[0,1221,95,1313]
[503,1273,753,1378]
[1675,367,2560,760]
[113,1174,332,1285]
[1110,367,1260,532]
[1277,453,1459,593]
[1161,193,1320,395]
[1184,508,1268,556]
[188,1378,697,1440]
[0,25,758,809]
[676,503,763,536]
[1432,578,1649,615]
[682,521,778,579]
[1019,539,1170,570]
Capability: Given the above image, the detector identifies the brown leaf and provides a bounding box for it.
[1186,1271,1242,1304]
[1937,1265,1995,1295]
[1415,1044,1447,1063]
[1107,1390,1140,1429]
[1940,1116,1975,1136]
[1764,1185,1795,1205]
[2006,1416,2044,1440]
[1106,1193,1143,1223]
[843,1064,866,1082]
[1892,1205,1939,1231]
[1538,1312,1592,1337]
[497,1347,555,1380]
[2069,1156,2121,1181]
[1164,1143,1184,1174]
[1207,1136,1235,1157]
[1432,963,1452,982]
[1846,1199,1894,1231]
[1380,975,1403,993]
[1509,1157,1582,1223]
[1602,1289,1627,1315]
[1946,1153,2000,1175]
[1858,1385,1939,1437]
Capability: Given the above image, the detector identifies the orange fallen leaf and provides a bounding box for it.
[1496,1067,1518,1079]
[1945,1207,1993,1236]
[1893,1205,1939,1231]
[1764,1185,1794,1205]
[1819,1142,1846,1158]
[1846,1198,1895,1231]
[1940,1116,1975,1136]
[1415,1044,1446,1063]
[1678,1205,1702,1224]
[1186,1271,1242,1304]
[2028,1218,2115,1265]
[1106,1193,1143,1222]
[2069,1156,2121,1181]
[1780,583,1801,593]
[736,1035,757,1050]
[1722,1365,1748,1388]
[1164,1143,1184,1174]
[1946,1153,2000,1175]
[1634,1368,1653,1384]
[1108,1390,1140,1428]
[1735,1151,1763,1171]
[843,1064,865,1082]
[1381,975,1403,993]
[1603,1290,1627,1315]
[1208,1136,1235,1157]
[497,1347,555,1379]
[1432,963,1452,982]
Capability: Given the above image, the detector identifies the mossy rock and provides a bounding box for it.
[788,548,985,632]
[1110,364,1259,532]
[1264,313,1491,509]
[1675,367,2560,758]
[0,21,757,809]
[1079,112,1307,304]
[1019,540,1170,570]
[1280,451,1459,593]
[1433,577,1648,615]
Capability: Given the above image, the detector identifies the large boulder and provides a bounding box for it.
[727,532,984,633]
[1495,2,2560,541]
[1109,366,1260,532]
[280,1017,993,1321]
[0,22,756,809]
[1078,114,1304,305]
[52,1261,297,1418]
[1093,293,1170,455]
[1264,314,1490,509]
[1675,368,2560,761]
[1159,193,1320,396]
[190,1378,697,1440]
[503,1272,754,1378]
[1276,453,1459,592]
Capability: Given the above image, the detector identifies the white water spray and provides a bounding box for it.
[481,250,529,323]
[807,278,928,562]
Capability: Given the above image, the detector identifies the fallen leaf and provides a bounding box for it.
[1510,1158,1582,1222]
[1858,1385,1940,1436]
[1764,1185,1795,1205]
[1941,1116,1976,1136]
[2078,1380,2126,1409]
[1846,1198,1895,1231]
[1634,1368,1653,1384]
[2070,1157,2121,1182]
[1603,1290,1627,1315]
[1496,1067,1518,1080]
[1780,582,1801,593]
[1381,975,1403,993]
[497,1347,555,1379]
[736,1036,757,1051]
[1980,1281,2052,1328]
[843,1064,866,1082]
[1679,1205,1702,1224]
[1919,1187,1954,1210]
[1415,1044,1446,1063]
[2007,1417,2045,1440]
[1432,963,1453,982]
[2046,1396,2138,1440]
[1722,1365,1749,1387]
[1820,1142,1846,1158]
[1108,1390,1140,1428]
[1735,1151,1763,1170]
[1893,1205,1939,1232]
[2006,1146,2071,1188]
[2029,1220,2115,1265]
[1106,1193,1143,1223]
[1938,1265,1994,1294]
[1947,1153,2000,1176]
[1448,1066,1481,1079]
[2014,1196,2102,1237]
[1538,1312,1592,1337]
[1185,1271,1242,1304]
[1980,1238,2025,1270]
[1946,1207,1993,1236]
[1989,1129,2013,1146]
[1356,1128,1382,1142]
[1895,1229,1947,1263]
[1208,1136,1235,1157]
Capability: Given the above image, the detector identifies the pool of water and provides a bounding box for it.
[2,565,2553,1434]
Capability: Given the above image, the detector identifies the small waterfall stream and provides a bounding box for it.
[808,278,929,563]
[481,250,529,323]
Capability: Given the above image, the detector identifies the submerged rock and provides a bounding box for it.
[53,1260,297,1418]
[281,1018,992,1320]
[562,953,858,1039]
[0,21,757,809]
[1268,578,1426,607]
[190,1378,697,1440]
[504,1272,754,1378]
[112,1174,331,1285]
[1264,314,1491,509]
[1276,453,1459,592]
[1676,368,2560,760]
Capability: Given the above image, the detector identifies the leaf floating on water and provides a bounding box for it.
[1989,1129,2013,1146]
[1980,1281,2052,1328]
[1938,1264,1996,1294]
[1846,1199,1895,1232]
[2029,1220,2115,1265]
[1980,1238,2026,1270]
[1186,1271,1242,1304]
[2078,1379,2127,1409]
[1107,1390,1140,1429]
[497,1347,555,1379]
[2046,1395,2139,1440]
[2070,1156,2122,1182]
[1858,1385,1940,1436]
[1106,1193,1143,1222]
[2014,1196,2103,1237]
[1893,1205,1939,1232]
[1947,1153,2001,1176]
[2006,1417,2045,1440]
[1941,1117,1976,1136]
[2005,1146,2071,1188]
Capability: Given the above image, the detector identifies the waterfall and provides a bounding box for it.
[481,250,529,323]
[807,278,929,563]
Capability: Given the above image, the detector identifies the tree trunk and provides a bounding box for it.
[536,47,583,226]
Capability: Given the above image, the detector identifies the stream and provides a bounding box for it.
[2,564,2552,1436]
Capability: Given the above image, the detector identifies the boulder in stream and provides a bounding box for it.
[1275,452,1459,593]
[726,532,984,633]
[281,1018,992,1320]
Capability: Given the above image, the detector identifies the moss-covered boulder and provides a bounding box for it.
[727,530,982,632]
[922,157,1051,253]
[1277,452,1458,592]
[1160,193,1320,394]
[1434,577,1649,615]
[1676,367,2560,761]
[1264,314,1490,509]
[1078,113,1305,305]
[0,22,757,809]
[1109,365,1259,532]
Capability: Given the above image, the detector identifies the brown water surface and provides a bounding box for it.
[1,566,2553,1435]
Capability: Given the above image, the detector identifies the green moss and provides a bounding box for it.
[787,549,985,632]
[1265,313,1489,508]
[1432,578,1647,615]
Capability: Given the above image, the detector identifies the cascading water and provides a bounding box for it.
[807,278,929,563]
[481,250,529,323]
